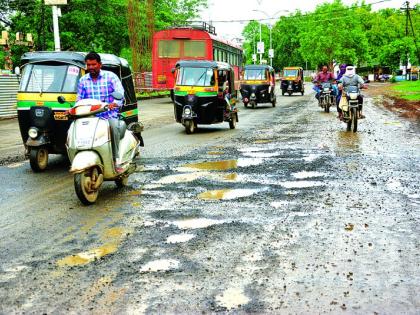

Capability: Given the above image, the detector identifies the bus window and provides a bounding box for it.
[184,40,206,58]
[158,40,181,58]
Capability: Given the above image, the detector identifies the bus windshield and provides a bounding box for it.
[244,69,266,80]
[20,64,81,93]
[283,69,298,77]
[176,67,215,86]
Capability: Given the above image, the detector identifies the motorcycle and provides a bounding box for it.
[59,93,142,205]
[318,82,335,113]
[340,86,362,132]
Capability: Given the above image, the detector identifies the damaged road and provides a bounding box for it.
[0,88,419,313]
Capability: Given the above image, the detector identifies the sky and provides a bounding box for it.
[198,0,414,41]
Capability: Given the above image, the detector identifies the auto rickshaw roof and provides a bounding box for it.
[283,67,303,70]
[20,51,131,70]
[244,64,274,71]
[175,60,232,71]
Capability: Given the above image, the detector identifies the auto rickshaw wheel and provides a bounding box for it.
[272,96,276,107]
[301,90,304,96]
[282,90,285,96]
[244,102,248,108]
[185,120,195,134]
[229,113,237,129]
[288,91,292,96]
[29,147,48,172]
[74,168,100,205]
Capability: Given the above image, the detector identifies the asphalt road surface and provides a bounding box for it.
[0,87,419,314]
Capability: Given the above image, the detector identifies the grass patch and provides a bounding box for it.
[391,81,420,101]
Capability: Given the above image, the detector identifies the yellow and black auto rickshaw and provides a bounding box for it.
[172,60,238,134]
[16,51,139,172]
[280,67,304,96]
[240,64,276,108]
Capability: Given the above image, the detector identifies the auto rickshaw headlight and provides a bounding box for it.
[28,127,39,139]
[184,107,191,115]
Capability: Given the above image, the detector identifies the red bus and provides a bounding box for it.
[152,22,243,91]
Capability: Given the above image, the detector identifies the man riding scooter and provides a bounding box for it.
[76,52,125,171]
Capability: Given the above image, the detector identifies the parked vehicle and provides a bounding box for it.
[318,82,335,113]
[280,67,304,96]
[173,60,238,134]
[240,64,276,108]
[16,51,139,172]
[61,93,141,205]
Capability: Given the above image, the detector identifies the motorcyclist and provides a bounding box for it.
[337,65,366,119]
[313,65,337,100]
[76,51,125,170]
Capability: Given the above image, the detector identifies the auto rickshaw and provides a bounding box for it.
[280,67,304,96]
[16,51,139,172]
[240,64,276,108]
[173,60,238,134]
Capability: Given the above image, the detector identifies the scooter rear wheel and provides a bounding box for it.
[29,147,48,172]
[74,168,100,205]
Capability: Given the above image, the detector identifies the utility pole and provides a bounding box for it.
[45,0,67,51]
[400,1,418,80]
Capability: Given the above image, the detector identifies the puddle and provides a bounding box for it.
[253,139,272,144]
[57,227,128,267]
[237,158,264,167]
[171,218,225,230]
[181,160,237,171]
[157,172,208,184]
[57,243,119,267]
[303,154,321,162]
[292,171,326,179]
[180,158,264,172]
[140,259,180,273]
[207,151,224,155]
[198,188,261,200]
[215,287,250,310]
[279,181,324,189]
[224,173,238,181]
[166,233,196,244]
[242,152,280,158]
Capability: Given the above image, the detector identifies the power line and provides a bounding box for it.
[205,0,394,23]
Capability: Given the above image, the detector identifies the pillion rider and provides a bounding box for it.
[76,51,126,170]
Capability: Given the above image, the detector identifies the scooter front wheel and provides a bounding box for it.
[74,168,100,205]
[29,147,48,172]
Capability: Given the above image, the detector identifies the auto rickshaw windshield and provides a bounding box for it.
[244,69,266,80]
[283,69,298,77]
[20,64,81,93]
[176,67,215,86]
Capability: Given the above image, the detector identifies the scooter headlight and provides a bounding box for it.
[184,107,191,115]
[28,127,39,139]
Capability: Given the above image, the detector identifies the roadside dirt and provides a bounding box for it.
[365,82,420,120]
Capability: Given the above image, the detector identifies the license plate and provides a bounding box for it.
[76,138,92,147]
[54,112,68,120]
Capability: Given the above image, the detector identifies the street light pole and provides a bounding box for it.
[252,9,289,67]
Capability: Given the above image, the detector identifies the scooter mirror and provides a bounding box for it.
[111,91,123,100]
[57,96,66,104]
